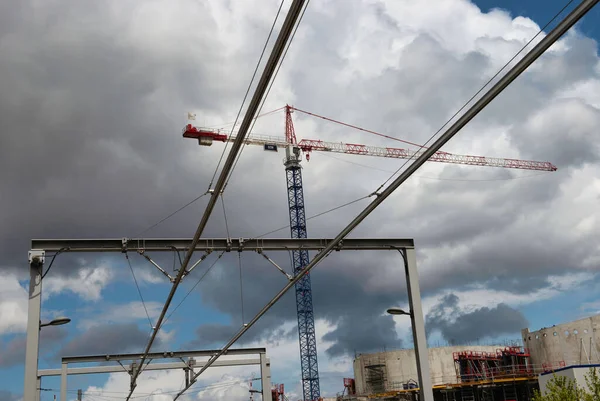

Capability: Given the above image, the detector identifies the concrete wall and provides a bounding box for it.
[353,345,500,395]
[522,314,600,371]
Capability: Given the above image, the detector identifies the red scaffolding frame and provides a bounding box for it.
[454,347,534,383]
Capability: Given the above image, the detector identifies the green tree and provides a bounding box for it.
[583,367,600,401]
[532,368,600,401]
[532,374,581,401]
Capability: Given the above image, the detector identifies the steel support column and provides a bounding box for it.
[60,361,67,401]
[23,250,44,401]
[404,248,434,401]
[260,351,272,401]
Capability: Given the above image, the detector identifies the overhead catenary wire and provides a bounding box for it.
[223,0,311,190]
[208,0,287,190]
[125,2,308,397]
[252,194,370,238]
[161,251,225,327]
[125,253,154,330]
[174,1,598,396]
[134,191,210,238]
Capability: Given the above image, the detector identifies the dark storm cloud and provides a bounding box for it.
[190,316,296,349]
[187,251,406,354]
[425,294,528,344]
[59,323,162,357]
[0,327,67,368]
[322,314,401,357]
[0,0,277,274]
[1,0,599,368]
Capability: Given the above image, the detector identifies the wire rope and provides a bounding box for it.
[208,0,287,190]
[125,253,154,329]
[223,0,311,190]
[161,251,226,326]
[133,191,210,238]
[251,194,370,238]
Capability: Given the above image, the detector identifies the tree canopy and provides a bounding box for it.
[533,368,600,401]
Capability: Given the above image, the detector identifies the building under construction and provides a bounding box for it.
[347,345,538,401]
[336,313,600,400]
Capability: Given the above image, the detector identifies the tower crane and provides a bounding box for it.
[183,105,557,401]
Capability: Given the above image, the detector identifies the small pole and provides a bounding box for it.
[77,389,82,400]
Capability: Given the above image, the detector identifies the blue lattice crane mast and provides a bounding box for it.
[283,105,321,401]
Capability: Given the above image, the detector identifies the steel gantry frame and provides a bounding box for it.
[113,0,310,399]
[170,2,600,401]
[37,348,270,401]
[22,2,600,401]
[24,237,421,401]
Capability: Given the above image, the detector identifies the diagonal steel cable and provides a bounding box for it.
[174,1,599,397]
[125,253,153,330]
[372,0,575,195]
[125,1,310,398]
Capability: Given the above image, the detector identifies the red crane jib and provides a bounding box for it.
[182,124,228,142]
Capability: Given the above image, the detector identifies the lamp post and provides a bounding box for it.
[386,248,434,401]
[24,249,73,401]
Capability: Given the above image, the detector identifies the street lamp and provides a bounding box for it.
[387,308,412,317]
[39,317,71,329]
[386,250,435,400]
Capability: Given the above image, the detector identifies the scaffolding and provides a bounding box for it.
[454,347,534,383]
[497,347,533,377]
[271,383,285,401]
[365,354,388,394]
[343,378,356,396]
[453,351,502,382]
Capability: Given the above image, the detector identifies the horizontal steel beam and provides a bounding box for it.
[38,359,262,377]
[31,237,414,253]
[62,348,266,363]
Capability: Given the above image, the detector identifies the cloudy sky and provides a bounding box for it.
[1,0,600,400]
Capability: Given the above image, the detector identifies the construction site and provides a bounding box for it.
[13,1,600,401]
[321,312,600,401]
[344,345,537,401]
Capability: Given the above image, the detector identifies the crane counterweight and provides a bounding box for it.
[183,124,228,146]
